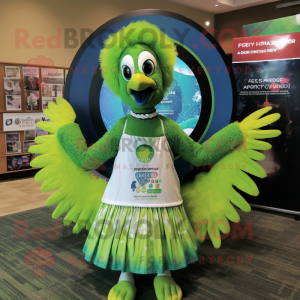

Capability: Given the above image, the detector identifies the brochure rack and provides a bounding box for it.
[0,62,68,175]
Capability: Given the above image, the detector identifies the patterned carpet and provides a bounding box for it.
[0,206,299,300]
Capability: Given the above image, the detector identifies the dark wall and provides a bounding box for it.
[215,0,300,54]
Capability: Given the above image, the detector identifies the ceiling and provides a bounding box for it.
[165,0,281,14]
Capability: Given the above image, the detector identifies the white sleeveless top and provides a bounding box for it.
[101,118,183,207]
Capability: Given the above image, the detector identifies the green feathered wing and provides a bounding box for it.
[29,98,107,233]
[181,107,281,248]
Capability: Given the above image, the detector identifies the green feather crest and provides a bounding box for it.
[99,20,177,96]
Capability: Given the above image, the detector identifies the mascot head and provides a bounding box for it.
[100,21,177,112]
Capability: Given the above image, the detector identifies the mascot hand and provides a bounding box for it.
[238,106,281,150]
[37,97,76,134]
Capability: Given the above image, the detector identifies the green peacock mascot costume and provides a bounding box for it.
[29,21,281,300]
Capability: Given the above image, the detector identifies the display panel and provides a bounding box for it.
[64,9,237,178]
[233,32,300,214]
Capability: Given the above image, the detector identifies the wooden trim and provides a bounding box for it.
[0,152,31,157]
[0,110,43,113]
[0,167,41,174]
[0,61,68,69]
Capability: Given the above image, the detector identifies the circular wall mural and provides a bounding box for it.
[64,9,237,178]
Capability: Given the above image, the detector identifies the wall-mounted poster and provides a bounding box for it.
[25,91,40,110]
[5,132,20,142]
[55,85,63,97]
[5,66,20,78]
[23,141,35,153]
[23,66,39,91]
[24,129,36,140]
[41,84,53,97]
[3,112,50,131]
[41,67,64,98]
[36,127,48,136]
[6,141,21,154]
[233,32,300,214]
[5,132,21,154]
[41,84,63,97]
[41,68,64,84]
[6,95,21,110]
[4,78,22,96]
[4,78,22,111]
[42,97,56,110]
[7,154,32,172]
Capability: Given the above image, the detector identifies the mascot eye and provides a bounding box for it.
[122,66,132,80]
[142,60,155,76]
[120,54,135,81]
[138,51,157,76]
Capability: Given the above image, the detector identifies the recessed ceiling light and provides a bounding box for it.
[205,21,210,26]
[215,4,219,6]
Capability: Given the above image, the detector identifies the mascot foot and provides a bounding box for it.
[108,281,137,300]
[154,276,182,300]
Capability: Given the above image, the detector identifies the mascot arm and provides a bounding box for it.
[29,98,111,233]
[56,117,126,170]
[181,107,281,248]
[162,116,243,165]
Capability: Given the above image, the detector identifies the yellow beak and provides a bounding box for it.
[127,74,157,106]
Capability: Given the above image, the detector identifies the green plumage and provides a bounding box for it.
[29,21,281,251]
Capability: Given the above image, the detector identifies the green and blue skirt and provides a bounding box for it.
[83,203,202,274]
